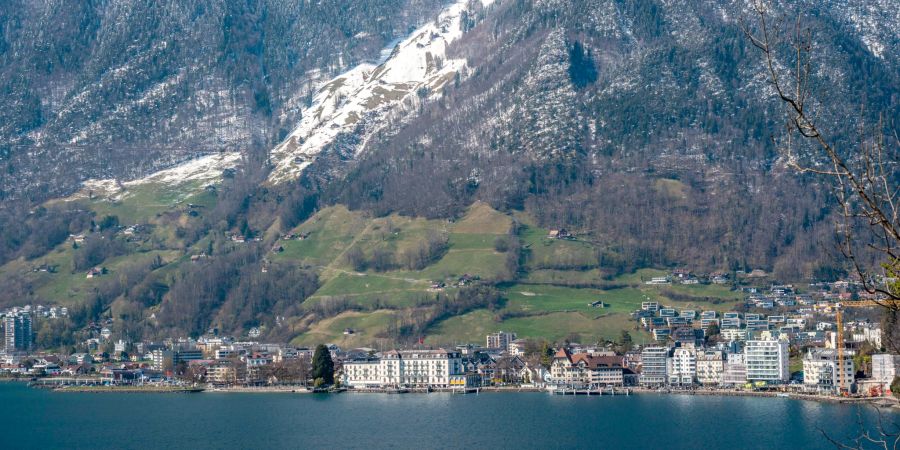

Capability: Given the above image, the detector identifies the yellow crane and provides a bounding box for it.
[834,299,900,393]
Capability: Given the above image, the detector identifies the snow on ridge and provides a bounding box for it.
[268,0,488,183]
[125,152,241,186]
[69,152,242,202]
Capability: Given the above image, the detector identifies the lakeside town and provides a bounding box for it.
[2,274,899,404]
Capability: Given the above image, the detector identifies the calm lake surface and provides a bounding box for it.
[1,383,895,449]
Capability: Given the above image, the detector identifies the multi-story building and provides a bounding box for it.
[745,339,789,384]
[640,347,668,386]
[550,349,624,387]
[652,328,671,341]
[723,353,748,386]
[696,350,725,385]
[508,339,528,356]
[208,361,247,385]
[872,354,900,385]
[174,349,204,364]
[721,329,749,342]
[343,349,465,389]
[150,349,174,371]
[3,313,32,353]
[215,348,238,360]
[803,348,855,394]
[342,358,382,388]
[667,347,696,385]
[486,332,517,352]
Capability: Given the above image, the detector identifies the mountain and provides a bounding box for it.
[0,0,897,346]
[304,0,899,277]
[0,0,446,201]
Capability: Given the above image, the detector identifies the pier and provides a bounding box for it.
[551,387,632,396]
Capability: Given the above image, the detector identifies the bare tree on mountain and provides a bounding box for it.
[741,2,899,308]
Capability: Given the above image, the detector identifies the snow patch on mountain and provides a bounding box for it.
[70,152,241,201]
[267,0,491,183]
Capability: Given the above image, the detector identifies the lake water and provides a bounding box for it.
[1,383,895,449]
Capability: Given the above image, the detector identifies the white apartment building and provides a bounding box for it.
[872,354,899,383]
[640,347,668,386]
[745,339,789,384]
[486,332,517,351]
[342,349,465,389]
[667,347,696,385]
[721,328,749,342]
[723,353,748,386]
[342,359,382,388]
[696,350,725,385]
[803,348,855,394]
[851,328,882,349]
[150,349,174,371]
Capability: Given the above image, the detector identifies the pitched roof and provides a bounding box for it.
[553,348,572,361]
[570,353,623,370]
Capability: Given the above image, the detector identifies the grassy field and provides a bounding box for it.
[291,310,400,347]
[425,309,652,346]
[22,245,181,306]
[12,184,752,348]
[520,268,610,285]
[275,204,513,309]
[520,224,597,270]
[303,272,435,309]
[420,276,743,346]
[451,202,511,234]
[77,181,212,225]
[273,206,371,267]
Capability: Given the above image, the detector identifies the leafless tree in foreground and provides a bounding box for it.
[743,4,900,448]
[820,406,900,450]
[740,1,900,306]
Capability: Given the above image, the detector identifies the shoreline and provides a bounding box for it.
[206,386,900,409]
[630,388,895,405]
[53,385,205,393]
[12,380,900,409]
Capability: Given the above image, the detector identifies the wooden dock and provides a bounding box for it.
[551,387,632,396]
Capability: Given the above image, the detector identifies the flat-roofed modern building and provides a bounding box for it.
[3,313,32,353]
[745,339,789,384]
[640,346,668,386]
[723,353,748,386]
[803,348,854,394]
[486,331,516,352]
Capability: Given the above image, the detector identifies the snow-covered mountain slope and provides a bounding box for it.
[69,152,242,202]
[267,0,493,183]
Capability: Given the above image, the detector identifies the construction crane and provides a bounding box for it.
[834,299,900,394]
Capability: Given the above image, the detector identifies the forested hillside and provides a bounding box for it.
[0,0,445,201]
[0,0,897,348]
[311,0,899,280]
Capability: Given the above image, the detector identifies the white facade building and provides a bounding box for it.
[696,350,725,385]
[803,348,854,394]
[640,347,668,386]
[872,354,899,383]
[721,329,749,342]
[667,347,696,385]
[342,349,465,388]
[486,332,516,351]
[723,353,748,386]
[745,339,790,384]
